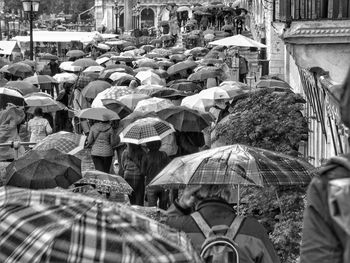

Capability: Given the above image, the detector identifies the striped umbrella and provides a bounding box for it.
[120,117,175,144]
[0,187,200,263]
[149,144,315,189]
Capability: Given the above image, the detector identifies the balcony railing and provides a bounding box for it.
[274,0,350,22]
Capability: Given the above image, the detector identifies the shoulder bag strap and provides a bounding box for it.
[191,212,212,238]
[226,216,245,240]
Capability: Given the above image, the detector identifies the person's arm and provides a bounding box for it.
[166,185,201,217]
[45,120,52,135]
[86,128,94,146]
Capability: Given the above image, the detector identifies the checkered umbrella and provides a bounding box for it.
[0,187,201,263]
[91,86,134,107]
[120,117,175,144]
[33,132,87,155]
[149,144,315,188]
[134,97,174,113]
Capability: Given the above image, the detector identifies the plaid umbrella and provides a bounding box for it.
[134,97,174,113]
[149,144,315,189]
[91,86,134,107]
[7,62,33,78]
[25,95,66,113]
[33,132,87,155]
[73,170,133,194]
[23,75,58,85]
[120,117,175,144]
[53,73,78,84]
[118,93,150,110]
[76,107,120,121]
[5,81,39,95]
[0,187,201,263]
[157,106,214,132]
[5,149,82,189]
[81,80,112,99]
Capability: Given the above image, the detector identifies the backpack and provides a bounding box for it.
[191,212,245,263]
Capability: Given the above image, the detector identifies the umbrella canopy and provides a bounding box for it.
[135,84,165,96]
[141,44,155,52]
[209,34,267,48]
[120,117,175,144]
[74,170,133,194]
[157,106,213,132]
[33,132,87,155]
[53,72,78,83]
[24,74,58,85]
[256,79,292,89]
[134,97,174,113]
[135,71,164,85]
[0,187,200,263]
[91,86,134,107]
[76,107,120,121]
[7,62,33,78]
[198,86,232,100]
[40,53,59,60]
[118,93,150,110]
[81,80,112,99]
[25,95,66,113]
[83,65,105,73]
[102,99,132,119]
[103,64,135,75]
[149,144,315,188]
[150,88,187,100]
[66,49,85,58]
[108,72,136,84]
[181,94,213,112]
[169,54,187,63]
[95,56,110,65]
[188,67,223,81]
[59,61,83,72]
[5,149,82,189]
[5,81,39,95]
[72,58,99,69]
[169,80,202,94]
[0,87,25,108]
[167,60,198,75]
[96,43,111,51]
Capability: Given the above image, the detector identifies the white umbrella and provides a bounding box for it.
[59,61,82,72]
[53,73,78,83]
[96,57,110,65]
[198,86,231,100]
[135,71,165,85]
[134,97,174,113]
[209,34,267,48]
[83,66,105,73]
[181,94,213,112]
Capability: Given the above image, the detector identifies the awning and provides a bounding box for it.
[0,41,21,55]
[209,34,267,48]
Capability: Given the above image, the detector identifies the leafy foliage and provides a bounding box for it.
[213,89,309,263]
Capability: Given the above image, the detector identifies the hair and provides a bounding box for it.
[33,107,43,117]
[126,143,144,166]
[195,185,233,203]
[146,140,162,152]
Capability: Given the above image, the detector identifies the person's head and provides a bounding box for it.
[33,107,43,117]
[194,185,233,203]
[127,143,142,154]
[146,140,162,152]
[340,68,350,128]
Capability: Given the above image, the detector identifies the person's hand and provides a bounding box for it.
[178,185,202,209]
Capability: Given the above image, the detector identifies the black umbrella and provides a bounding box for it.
[102,99,132,119]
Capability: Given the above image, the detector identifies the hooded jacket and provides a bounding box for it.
[166,198,280,263]
[87,122,118,157]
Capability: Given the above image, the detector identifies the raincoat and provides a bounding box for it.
[87,122,118,157]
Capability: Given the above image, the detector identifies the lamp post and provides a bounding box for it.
[115,0,119,34]
[21,0,40,60]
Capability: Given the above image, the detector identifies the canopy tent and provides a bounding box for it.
[209,34,267,48]
[0,41,21,55]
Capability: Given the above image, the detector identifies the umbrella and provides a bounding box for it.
[118,93,150,110]
[169,80,202,94]
[150,39,163,45]
[134,97,174,113]
[169,54,187,63]
[81,80,112,99]
[23,75,58,85]
[24,92,52,98]
[7,62,33,78]
[150,88,187,100]
[66,49,85,58]
[149,144,315,188]
[0,87,25,108]
[5,81,39,95]
[188,67,222,81]
[73,170,133,194]
[95,56,110,65]
[40,53,59,60]
[167,60,198,75]
[102,99,132,119]
[72,58,99,69]
[135,84,165,96]
[0,187,200,263]
[96,43,111,51]
[222,25,235,31]
[138,60,159,69]
[120,117,175,144]
[181,94,213,112]
[108,72,136,83]
[123,45,138,51]
[25,95,66,113]
[59,61,82,72]
[83,65,105,73]
[22,60,37,69]
[92,86,134,107]
[141,44,155,52]
[102,64,135,75]
[157,60,174,68]
[76,107,120,121]
[209,34,267,48]
[135,71,164,85]
[198,86,232,100]
[33,131,87,155]
[53,72,78,83]
[256,79,292,89]
[5,149,82,189]
[157,106,213,132]
[204,33,215,41]
[111,55,137,62]
[117,111,158,134]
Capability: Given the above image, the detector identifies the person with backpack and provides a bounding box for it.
[165,184,280,263]
[300,69,350,263]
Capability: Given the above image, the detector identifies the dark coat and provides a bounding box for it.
[166,198,280,263]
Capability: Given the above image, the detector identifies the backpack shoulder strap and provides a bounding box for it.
[191,212,212,238]
[226,216,245,240]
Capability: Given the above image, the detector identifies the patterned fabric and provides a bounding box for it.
[27,116,53,144]
[149,144,315,188]
[33,132,86,155]
[0,187,200,263]
[120,117,175,145]
[134,97,174,113]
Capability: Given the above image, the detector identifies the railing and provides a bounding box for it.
[275,0,350,22]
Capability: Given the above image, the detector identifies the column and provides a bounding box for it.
[124,0,133,31]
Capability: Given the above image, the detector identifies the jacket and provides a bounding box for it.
[121,149,144,182]
[28,116,53,144]
[87,122,118,157]
[166,198,280,263]
[141,150,169,185]
[300,156,350,263]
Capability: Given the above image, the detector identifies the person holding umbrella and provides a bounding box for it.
[27,107,53,147]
